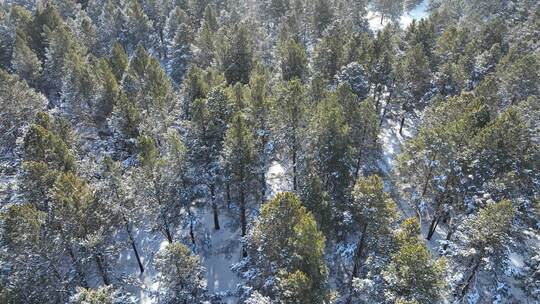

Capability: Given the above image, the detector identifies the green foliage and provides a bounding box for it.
[384,218,446,304]
[108,41,128,81]
[279,38,307,81]
[244,192,329,302]
[0,69,47,156]
[11,30,42,86]
[70,286,117,304]
[219,23,254,85]
[222,114,257,188]
[277,270,312,304]
[349,175,398,242]
[2,204,45,250]
[467,199,515,255]
[154,242,207,303]
[305,91,351,200]
[312,0,333,36]
[23,115,75,172]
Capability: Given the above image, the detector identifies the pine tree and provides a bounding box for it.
[108,41,128,81]
[245,64,272,203]
[97,1,127,53]
[271,79,307,191]
[395,43,431,133]
[456,200,515,300]
[278,38,307,81]
[135,132,188,243]
[0,204,66,303]
[94,59,120,126]
[383,218,447,304]
[188,86,230,230]
[70,286,133,304]
[121,44,176,138]
[313,26,345,81]
[222,113,257,246]
[11,30,42,87]
[124,0,155,53]
[0,69,47,158]
[181,66,211,119]
[312,0,333,37]
[347,175,398,283]
[372,0,404,24]
[305,91,351,201]
[335,85,379,178]
[240,192,330,302]
[194,5,218,67]
[335,62,370,100]
[154,242,207,303]
[219,23,253,85]
[43,22,85,97]
[167,21,193,84]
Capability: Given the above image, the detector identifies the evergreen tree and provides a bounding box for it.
[245,64,272,203]
[181,66,209,119]
[347,175,398,283]
[219,23,254,85]
[0,69,47,158]
[188,86,230,230]
[154,242,207,303]
[121,44,176,138]
[108,41,128,81]
[222,113,257,246]
[167,21,193,84]
[383,218,447,304]
[395,43,431,133]
[124,0,155,53]
[135,132,188,243]
[271,79,307,191]
[240,192,329,302]
[313,26,345,81]
[194,5,218,67]
[312,0,333,37]
[305,91,351,201]
[371,0,404,24]
[70,286,133,304]
[11,30,42,87]
[456,200,515,300]
[278,38,307,81]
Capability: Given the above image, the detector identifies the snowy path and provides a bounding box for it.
[376,111,448,252]
[377,114,417,218]
[200,208,242,304]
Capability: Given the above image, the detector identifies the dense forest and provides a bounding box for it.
[0,0,538,303]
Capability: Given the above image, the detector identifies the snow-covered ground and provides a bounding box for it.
[367,0,430,32]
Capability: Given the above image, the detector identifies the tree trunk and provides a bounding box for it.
[67,246,88,288]
[426,216,440,240]
[260,171,266,203]
[347,223,368,304]
[94,252,110,285]
[399,115,406,135]
[443,218,454,251]
[380,13,384,25]
[421,151,438,197]
[292,148,297,191]
[240,187,247,257]
[162,213,173,243]
[124,217,144,274]
[210,184,220,230]
[351,223,368,279]
[354,153,362,179]
[226,182,232,209]
[188,208,196,245]
[461,259,480,298]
